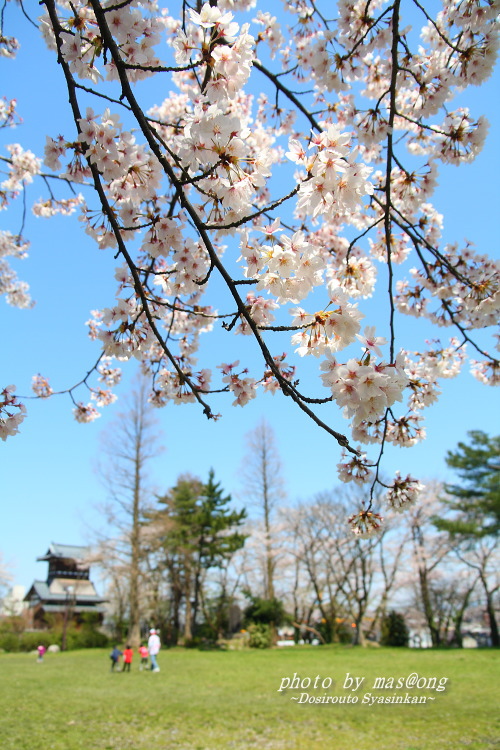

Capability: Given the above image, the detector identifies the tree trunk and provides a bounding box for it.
[419,569,441,647]
[263,476,275,601]
[484,589,500,647]
[192,538,205,637]
[168,562,182,645]
[183,561,193,642]
[365,591,388,641]
[127,450,142,648]
[450,583,476,648]
[352,616,366,646]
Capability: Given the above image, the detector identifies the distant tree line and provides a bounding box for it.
[94,386,498,650]
[3,382,496,652]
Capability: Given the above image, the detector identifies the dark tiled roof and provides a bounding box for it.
[37,543,90,561]
[24,581,107,605]
[40,604,107,614]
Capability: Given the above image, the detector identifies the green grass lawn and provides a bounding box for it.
[0,645,498,749]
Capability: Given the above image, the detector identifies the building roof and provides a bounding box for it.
[24,580,107,605]
[37,542,90,562]
[40,604,107,614]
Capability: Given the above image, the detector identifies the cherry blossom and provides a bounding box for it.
[0,386,26,441]
[0,0,498,525]
[356,326,387,358]
[348,509,384,538]
[73,402,101,423]
[32,375,53,399]
[337,452,374,486]
[384,474,425,513]
[1,144,41,191]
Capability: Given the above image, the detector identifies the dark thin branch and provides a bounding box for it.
[254,60,322,133]
[85,0,360,454]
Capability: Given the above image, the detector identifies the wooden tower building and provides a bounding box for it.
[24,543,106,629]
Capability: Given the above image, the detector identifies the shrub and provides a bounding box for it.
[243,594,287,627]
[0,632,21,652]
[19,632,54,652]
[312,617,352,645]
[65,627,109,650]
[381,611,409,647]
[247,624,272,649]
[0,626,109,652]
[182,636,203,649]
[0,616,26,635]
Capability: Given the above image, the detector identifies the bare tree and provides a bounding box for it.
[316,496,379,647]
[96,376,163,647]
[283,489,410,645]
[364,515,410,640]
[425,575,478,647]
[91,538,133,641]
[0,554,13,609]
[405,483,454,647]
[239,419,285,600]
[284,500,347,643]
[456,539,499,647]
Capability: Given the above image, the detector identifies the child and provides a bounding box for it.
[122,644,133,672]
[148,628,161,672]
[138,643,149,671]
[110,646,122,672]
[37,645,46,663]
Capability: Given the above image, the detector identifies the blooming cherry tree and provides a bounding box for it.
[1,0,499,531]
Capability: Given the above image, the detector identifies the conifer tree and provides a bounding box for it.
[434,431,500,646]
[436,431,500,539]
[381,611,409,647]
[155,470,246,641]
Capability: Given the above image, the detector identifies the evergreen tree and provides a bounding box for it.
[161,475,204,642]
[436,430,500,539]
[191,470,247,634]
[380,611,409,647]
[154,470,246,642]
[243,592,286,627]
[434,431,500,647]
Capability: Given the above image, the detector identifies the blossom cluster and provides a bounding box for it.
[242,228,327,305]
[288,124,374,223]
[395,244,500,329]
[0,386,26,441]
[384,474,424,513]
[348,509,384,539]
[32,375,53,399]
[321,352,408,428]
[73,402,101,423]
[0,231,32,308]
[1,0,498,534]
[218,361,257,406]
[1,143,40,191]
[347,471,425,537]
[291,291,364,357]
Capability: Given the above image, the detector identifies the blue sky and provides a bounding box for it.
[1,4,499,590]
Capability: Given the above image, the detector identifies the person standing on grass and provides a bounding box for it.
[148,629,161,672]
[110,646,122,672]
[122,644,133,672]
[138,643,149,671]
[37,645,46,663]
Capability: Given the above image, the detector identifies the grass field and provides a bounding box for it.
[0,645,499,749]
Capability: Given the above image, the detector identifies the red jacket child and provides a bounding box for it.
[122,645,133,672]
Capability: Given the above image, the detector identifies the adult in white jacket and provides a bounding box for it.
[148,629,161,672]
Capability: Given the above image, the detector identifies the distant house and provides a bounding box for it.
[24,543,107,629]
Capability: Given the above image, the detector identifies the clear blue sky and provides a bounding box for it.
[1,4,499,590]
